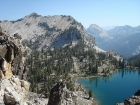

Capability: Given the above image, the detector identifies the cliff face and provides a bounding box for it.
[0,25,27,80]
[0,25,28,104]
[0,25,46,105]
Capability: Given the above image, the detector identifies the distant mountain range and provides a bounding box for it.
[87,24,140,57]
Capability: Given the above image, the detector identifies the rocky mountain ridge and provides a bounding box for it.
[1,13,97,52]
[87,24,140,57]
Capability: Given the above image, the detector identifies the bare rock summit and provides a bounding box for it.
[1,13,97,51]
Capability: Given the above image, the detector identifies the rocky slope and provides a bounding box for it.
[0,25,47,105]
[87,24,140,57]
[1,13,97,52]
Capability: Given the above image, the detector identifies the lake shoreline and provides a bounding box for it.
[75,71,117,105]
[75,76,99,105]
[76,69,140,105]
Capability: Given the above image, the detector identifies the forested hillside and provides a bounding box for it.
[24,42,124,97]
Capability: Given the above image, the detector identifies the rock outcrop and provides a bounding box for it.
[124,90,140,105]
[0,75,30,104]
[106,50,123,61]
[117,90,140,105]
[48,80,93,105]
[0,25,27,79]
[0,75,47,105]
[0,25,47,105]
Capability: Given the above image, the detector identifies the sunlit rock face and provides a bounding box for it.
[0,25,31,105]
[0,76,30,105]
[0,25,48,105]
[0,25,27,79]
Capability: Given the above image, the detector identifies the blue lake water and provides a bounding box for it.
[77,70,140,105]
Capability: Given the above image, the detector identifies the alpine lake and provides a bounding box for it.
[77,69,140,105]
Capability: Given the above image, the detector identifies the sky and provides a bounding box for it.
[0,0,140,28]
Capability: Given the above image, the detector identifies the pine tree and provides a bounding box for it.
[88,89,93,99]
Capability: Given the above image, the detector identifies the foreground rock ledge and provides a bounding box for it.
[0,76,30,104]
[48,81,93,105]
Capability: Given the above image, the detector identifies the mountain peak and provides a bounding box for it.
[88,24,103,32]
[87,24,103,35]
[87,24,113,44]
[90,24,100,28]
[28,12,41,17]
